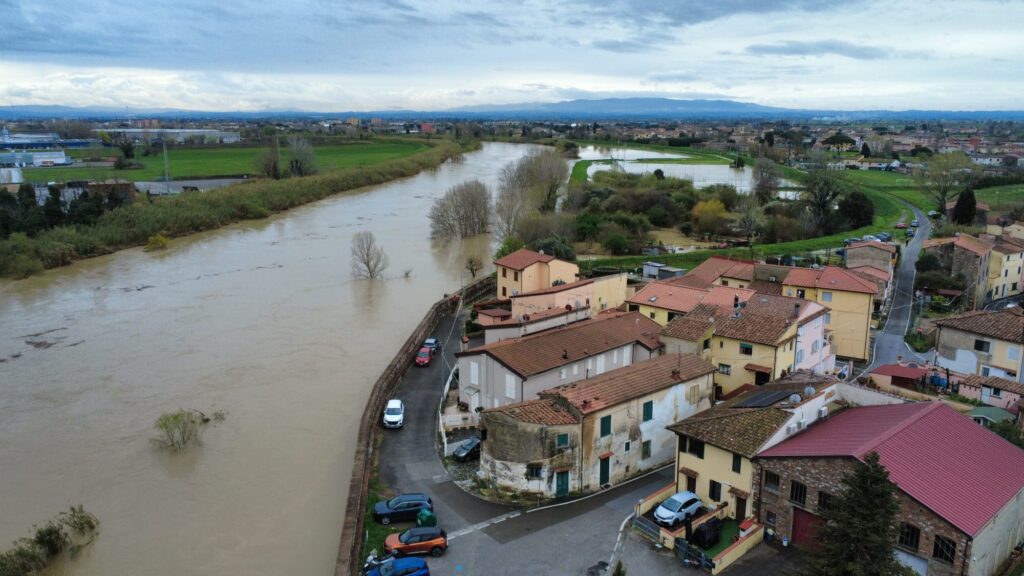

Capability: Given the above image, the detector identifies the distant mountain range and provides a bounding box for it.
[2,98,1024,121]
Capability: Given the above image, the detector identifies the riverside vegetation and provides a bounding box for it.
[0,506,100,576]
[0,138,468,278]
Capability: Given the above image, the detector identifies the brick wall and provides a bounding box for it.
[752,456,970,576]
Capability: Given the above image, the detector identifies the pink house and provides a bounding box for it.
[958,374,1024,415]
[793,311,835,375]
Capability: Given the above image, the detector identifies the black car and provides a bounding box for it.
[452,437,481,462]
[373,493,433,525]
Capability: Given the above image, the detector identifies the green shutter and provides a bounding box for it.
[642,401,653,422]
[600,415,611,437]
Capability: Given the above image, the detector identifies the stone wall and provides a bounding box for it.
[752,456,969,576]
[336,276,495,576]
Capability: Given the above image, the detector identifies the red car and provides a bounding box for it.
[414,346,434,367]
[895,222,908,229]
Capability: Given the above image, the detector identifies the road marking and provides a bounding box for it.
[447,510,522,540]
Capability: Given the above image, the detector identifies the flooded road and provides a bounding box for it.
[0,142,539,576]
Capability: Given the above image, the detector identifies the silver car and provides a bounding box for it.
[383,399,404,429]
[653,491,702,526]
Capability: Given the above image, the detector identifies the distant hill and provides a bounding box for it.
[1,98,1023,121]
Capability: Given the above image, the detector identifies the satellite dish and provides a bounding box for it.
[804,386,816,397]
[789,393,802,404]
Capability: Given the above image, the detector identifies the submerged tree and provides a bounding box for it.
[429,180,491,239]
[465,256,482,278]
[752,158,780,205]
[153,410,203,450]
[351,230,389,279]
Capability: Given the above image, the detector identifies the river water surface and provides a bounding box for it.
[0,142,539,576]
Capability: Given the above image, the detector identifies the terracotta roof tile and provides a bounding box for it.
[783,266,879,294]
[747,280,784,295]
[660,304,718,341]
[458,312,663,377]
[541,354,716,415]
[757,402,1024,536]
[669,406,792,458]
[683,256,756,284]
[483,397,579,425]
[848,265,891,282]
[846,240,897,253]
[934,308,1024,344]
[627,282,710,313]
[953,234,993,256]
[513,278,594,297]
[493,248,556,270]
[959,374,1024,396]
[871,364,929,379]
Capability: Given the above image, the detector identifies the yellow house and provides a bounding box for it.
[987,237,1024,302]
[626,282,757,326]
[510,273,627,319]
[493,248,579,299]
[781,267,877,361]
[667,372,842,523]
[935,307,1024,382]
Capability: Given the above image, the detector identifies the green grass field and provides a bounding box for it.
[23,140,426,182]
[975,184,1024,210]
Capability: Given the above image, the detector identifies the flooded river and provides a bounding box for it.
[0,143,539,576]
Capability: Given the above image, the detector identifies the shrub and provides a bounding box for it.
[145,234,170,251]
[153,410,203,450]
[602,234,631,255]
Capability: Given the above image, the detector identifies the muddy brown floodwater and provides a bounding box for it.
[0,143,541,576]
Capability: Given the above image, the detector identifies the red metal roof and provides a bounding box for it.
[871,364,928,379]
[758,402,1024,536]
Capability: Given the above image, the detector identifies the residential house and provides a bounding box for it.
[755,402,1024,576]
[668,372,843,524]
[479,354,717,498]
[957,375,1023,415]
[456,311,663,414]
[870,364,930,391]
[669,256,755,289]
[510,273,628,319]
[923,235,992,310]
[986,236,1024,302]
[945,199,990,226]
[478,306,592,345]
[968,406,1016,429]
[626,281,755,325]
[849,265,892,314]
[844,240,897,273]
[493,248,579,299]
[934,308,1024,382]
[781,266,879,360]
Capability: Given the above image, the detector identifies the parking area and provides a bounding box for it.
[618,528,807,576]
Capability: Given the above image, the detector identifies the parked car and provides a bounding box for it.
[365,556,430,576]
[653,491,702,527]
[895,222,908,229]
[374,493,433,525]
[423,338,441,353]
[877,232,892,242]
[843,237,861,246]
[383,399,405,429]
[384,527,448,557]
[861,234,879,242]
[905,229,916,238]
[910,219,919,227]
[414,346,434,367]
[927,210,940,218]
[452,436,481,462]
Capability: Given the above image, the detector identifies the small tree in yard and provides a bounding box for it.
[808,451,912,576]
[351,230,389,279]
[465,256,482,278]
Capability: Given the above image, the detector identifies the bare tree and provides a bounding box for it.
[914,151,977,212]
[351,230,389,278]
[803,168,844,234]
[494,161,529,241]
[255,137,281,179]
[752,157,780,205]
[524,149,568,213]
[465,256,482,278]
[429,180,492,239]
[287,135,318,177]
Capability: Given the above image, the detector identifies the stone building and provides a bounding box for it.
[934,307,1024,382]
[479,354,716,498]
[923,234,993,310]
[754,402,1024,576]
[844,240,896,272]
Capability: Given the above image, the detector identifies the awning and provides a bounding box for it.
[599,451,614,460]
[679,466,700,479]
[745,363,772,374]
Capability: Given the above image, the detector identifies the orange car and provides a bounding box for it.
[383,527,448,557]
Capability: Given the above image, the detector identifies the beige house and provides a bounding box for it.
[480,354,716,498]
[844,240,897,272]
[935,308,1024,382]
[456,311,663,414]
[781,266,878,361]
[493,248,578,299]
[986,236,1024,302]
[510,273,628,319]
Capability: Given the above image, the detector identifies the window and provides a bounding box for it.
[898,523,920,551]
[624,440,630,452]
[765,511,777,526]
[739,343,753,356]
[650,312,656,319]
[817,491,833,511]
[812,340,820,353]
[526,463,542,479]
[642,401,654,422]
[932,535,956,563]
[975,339,991,353]
[505,374,516,399]
[796,349,805,363]
[501,268,507,278]
[991,387,1002,398]
[470,361,480,385]
[556,433,569,448]
[628,304,639,312]
[513,271,519,281]
[613,349,618,363]
[797,289,806,299]
[764,471,780,493]
[709,480,722,502]
[573,364,579,376]
[1009,346,1020,361]
[687,438,705,459]
[687,385,699,405]
[824,312,831,324]
[822,291,833,302]
[560,368,567,380]
[502,286,507,297]
[702,338,711,351]
[789,481,807,505]
[982,366,991,376]
[678,435,688,453]
[600,415,612,437]
[732,453,741,473]
[719,364,731,375]
[722,280,729,286]
[642,440,651,459]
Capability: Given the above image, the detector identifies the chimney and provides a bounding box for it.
[562,349,569,359]
[671,368,681,380]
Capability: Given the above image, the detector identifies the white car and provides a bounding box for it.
[653,491,702,526]
[383,399,405,429]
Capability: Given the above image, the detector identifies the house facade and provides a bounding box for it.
[781,267,877,361]
[755,403,1024,576]
[934,308,1024,382]
[923,235,992,310]
[957,375,1023,415]
[510,273,627,319]
[479,354,717,498]
[493,248,579,299]
[986,237,1024,302]
[844,241,897,272]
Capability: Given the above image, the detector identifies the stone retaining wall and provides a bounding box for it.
[335,275,495,576]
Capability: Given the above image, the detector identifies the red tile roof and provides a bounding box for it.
[678,256,755,286]
[493,248,556,270]
[959,374,1024,396]
[627,282,757,314]
[758,402,1024,536]
[783,266,879,294]
[483,397,580,426]
[512,278,594,297]
[541,354,716,415]
[871,364,928,379]
[458,311,663,378]
[934,308,1024,343]
[848,265,891,282]
[846,240,896,254]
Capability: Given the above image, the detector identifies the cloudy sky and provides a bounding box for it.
[2,0,1022,112]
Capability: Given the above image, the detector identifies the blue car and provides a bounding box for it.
[366,557,430,576]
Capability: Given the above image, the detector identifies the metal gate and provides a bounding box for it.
[632,514,662,543]
[792,508,823,549]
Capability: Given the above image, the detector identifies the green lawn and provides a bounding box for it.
[843,170,934,211]
[974,184,1024,210]
[570,159,612,184]
[632,156,733,166]
[23,140,426,182]
[700,519,740,557]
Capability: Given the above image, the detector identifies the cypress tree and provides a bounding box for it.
[951,187,977,225]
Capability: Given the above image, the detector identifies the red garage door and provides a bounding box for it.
[791,508,823,549]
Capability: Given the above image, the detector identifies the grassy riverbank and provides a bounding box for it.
[0,139,468,278]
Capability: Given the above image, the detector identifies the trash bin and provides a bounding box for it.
[416,509,437,527]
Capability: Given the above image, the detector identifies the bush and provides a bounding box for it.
[602,234,631,255]
[153,410,203,450]
[529,236,575,261]
[145,234,170,251]
[915,253,942,273]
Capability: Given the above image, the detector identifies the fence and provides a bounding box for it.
[335,276,495,576]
